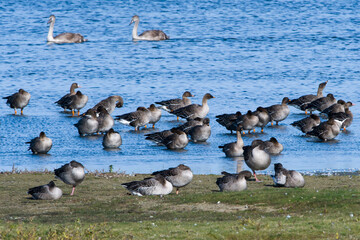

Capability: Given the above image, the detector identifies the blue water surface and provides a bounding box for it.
[0,0,359,174]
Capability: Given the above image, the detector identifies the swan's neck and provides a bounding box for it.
[47,21,55,42]
[132,21,139,39]
[236,131,243,146]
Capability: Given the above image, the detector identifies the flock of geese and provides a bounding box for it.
[4,15,355,199]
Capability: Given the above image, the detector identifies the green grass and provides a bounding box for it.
[0,172,359,239]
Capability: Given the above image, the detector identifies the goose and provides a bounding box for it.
[288,81,328,114]
[219,125,244,158]
[27,181,63,200]
[92,95,124,114]
[96,106,114,133]
[74,109,99,136]
[55,160,85,196]
[254,107,270,133]
[188,118,211,142]
[216,171,252,192]
[3,89,31,115]
[145,129,174,143]
[307,118,344,141]
[152,164,193,194]
[231,110,259,134]
[263,137,283,155]
[129,15,169,41]
[272,163,305,188]
[62,91,88,116]
[243,140,271,182]
[148,104,162,128]
[290,114,321,133]
[303,93,336,113]
[115,107,152,131]
[102,128,122,148]
[55,83,80,111]
[47,15,87,43]
[26,132,52,154]
[121,175,173,196]
[216,111,242,134]
[329,108,353,131]
[155,91,194,113]
[265,97,291,125]
[322,101,354,116]
[156,129,189,149]
[171,93,215,121]
[175,117,204,134]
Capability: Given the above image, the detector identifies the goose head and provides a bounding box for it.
[39,132,47,138]
[183,91,194,98]
[203,93,215,100]
[282,97,291,105]
[203,118,210,125]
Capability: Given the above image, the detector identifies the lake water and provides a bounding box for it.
[0,0,359,175]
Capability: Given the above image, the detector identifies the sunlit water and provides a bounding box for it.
[0,0,359,174]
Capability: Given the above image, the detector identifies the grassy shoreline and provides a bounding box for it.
[0,172,359,239]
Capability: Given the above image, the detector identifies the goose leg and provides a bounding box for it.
[261,128,264,133]
[14,108,17,115]
[77,110,80,116]
[253,129,256,133]
[71,109,75,116]
[152,124,155,128]
[21,108,24,115]
[176,188,179,195]
[271,121,274,126]
[305,110,308,115]
[70,186,76,196]
[177,116,179,121]
[253,171,261,182]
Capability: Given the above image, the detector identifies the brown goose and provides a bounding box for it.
[159,129,189,149]
[232,110,259,134]
[115,107,152,131]
[92,95,124,114]
[27,181,63,200]
[171,93,215,120]
[148,104,162,128]
[263,137,283,155]
[155,91,194,113]
[47,15,87,43]
[243,140,271,182]
[121,175,173,196]
[272,163,305,188]
[152,164,193,194]
[130,15,169,41]
[265,97,291,125]
[3,89,31,115]
[216,171,252,192]
[175,117,204,134]
[145,129,174,143]
[254,107,270,133]
[74,109,99,136]
[288,81,328,114]
[62,91,88,116]
[290,114,321,133]
[96,106,114,133]
[55,161,85,196]
[26,132,52,154]
[102,128,122,149]
[329,108,353,131]
[307,118,344,141]
[55,83,80,110]
[303,93,336,113]
[322,101,354,115]
[188,118,211,142]
[216,111,242,134]
[219,125,244,158]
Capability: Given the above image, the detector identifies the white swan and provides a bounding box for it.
[129,15,169,41]
[47,15,87,44]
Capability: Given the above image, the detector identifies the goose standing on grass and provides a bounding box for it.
[216,111,242,134]
[216,171,252,192]
[74,109,98,136]
[115,107,152,131]
[129,15,169,41]
[3,89,31,115]
[171,93,215,121]
[155,91,194,113]
[26,132,52,154]
[62,91,88,116]
[55,83,80,111]
[148,104,162,128]
[307,118,344,141]
[27,181,63,200]
[219,125,244,158]
[102,128,122,149]
[290,114,321,134]
[254,107,270,133]
[272,163,305,188]
[92,95,124,114]
[96,106,114,133]
[188,118,211,142]
[121,175,173,196]
[55,161,85,196]
[243,140,271,182]
[47,15,87,44]
[152,164,193,195]
[288,81,328,114]
[265,97,291,126]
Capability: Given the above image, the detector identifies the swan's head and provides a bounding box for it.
[129,15,140,25]
[48,15,56,24]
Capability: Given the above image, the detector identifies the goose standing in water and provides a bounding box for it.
[148,104,162,128]
[329,107,353,131]
[219,126,244,158]
[265,97,291,126]
[55,83,80,111]
[55,161,85,196]
[254,107,270,133]
[303,93,336,113]
[171,93,215,121]
[96,106,114,133]
[216,111,242,134]
[115,107,152,131]
[188,118,211,142]
[290,114,321,133]
[121,175,173,196]
[263,137,283,155]
[26,132,52,154]
[3,89,31,115]
[92,95,124,114]
[62,91,88,116]
[156,91,194,113]
[74,109,99,136]
[231,110,259,134]
[307,118,344,141]
[152,164,193,195]
[129,15,169,41]
[216,171,252,192]
[272,163,305,188]
[102,128,122,149]
[175,117,204,134]
[27,181,63,200]
[47,15,87,44]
